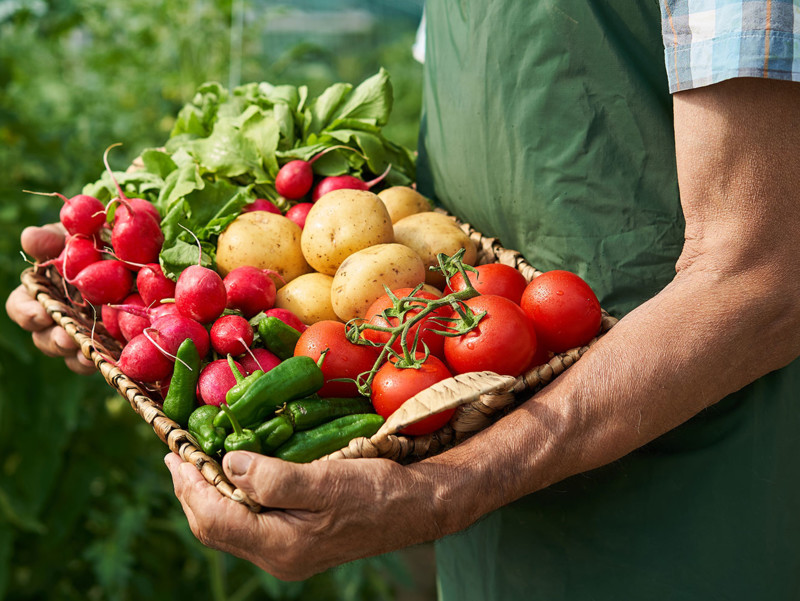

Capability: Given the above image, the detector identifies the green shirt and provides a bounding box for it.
[418,1,800,599]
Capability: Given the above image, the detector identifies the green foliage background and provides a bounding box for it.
[0,1,428,599]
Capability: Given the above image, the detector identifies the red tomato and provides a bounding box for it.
[444,263,528,305]
[520,270,601,353]
[444,295,537,377]
[294,320,379,397]
[371,354,455,436]
[363,287,447,358]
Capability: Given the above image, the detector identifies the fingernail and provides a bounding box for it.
[226,452,252,476]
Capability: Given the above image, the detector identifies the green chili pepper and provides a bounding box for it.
[274,413,385,463]
[219,403,261,453]
[284,397,374,431]
[254,415,294,454]
[258,316,302,360]
[225,369,264,406]
[162,338,200,427]
[187,405,227,457]
[213,355,324,430]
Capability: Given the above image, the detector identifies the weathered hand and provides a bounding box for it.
[5,224,95,374]
[164,450,446,581]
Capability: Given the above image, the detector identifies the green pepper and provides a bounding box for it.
[274,413,384,463]
[284,397,374,431]
[254,415,294,454]
[225,369,264,406]
[187,405,227,457]
[214,355,324,430]
[219,403,262,453]
[258,316,302,360]
[162,338,201,427]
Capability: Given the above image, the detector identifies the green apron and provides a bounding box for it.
[417,1,800,599]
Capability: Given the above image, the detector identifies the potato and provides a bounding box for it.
[331,243,426,322]
[216,211,312,283]
[392,212,478,287]
[275,272,339,326]
[377,186,432,224]
[301,189,394,275]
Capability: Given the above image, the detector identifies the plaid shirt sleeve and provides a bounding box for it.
[660,0,800,93]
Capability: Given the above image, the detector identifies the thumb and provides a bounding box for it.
[223,451,326,511]
[21,225,66,262]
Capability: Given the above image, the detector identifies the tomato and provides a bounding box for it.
[520,270,602,353]
[444,263,528,305]
[294,320,379,397]
[371,353,455,436]
[362,287,447,358]
[443,295,537,377]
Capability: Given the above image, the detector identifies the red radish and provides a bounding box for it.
[72,260,133,305]
[25,190,107,237]
[48,235,101,280]
[240,348,281,375]
[151,303,181,320]
[263,307,307,332]
[136,263,176,307]
[285,202,314,229]
[210,315,253,356]
[101,304,126,343]
[276,146,365,200]
[197,359,243,406]
[223,266,277,318]
[150,314,211,358]
[174,265,226,324]
[242,198,281,214]
[113,197,161,226]
[117,293,150,341]
[311,164,392,202]
[117,331,174,383]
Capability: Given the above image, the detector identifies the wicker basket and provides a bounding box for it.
[20,212,616,513]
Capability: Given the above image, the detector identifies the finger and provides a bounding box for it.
[165,453,203,534]
[64,351,97,375]
[21,225,65,262]
[223,451,327,510]
[5,286,55,332]
[32,326,74,358]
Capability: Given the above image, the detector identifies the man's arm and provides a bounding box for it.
[166,77,800,580]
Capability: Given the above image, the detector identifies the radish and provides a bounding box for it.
[47,235,102,280]
[242,198,281,214]
[311,164,392,202]
[223,266,277,318]
[285,202,314,229]
[101,304,126,343]
[197,359,243,406]
[174,226,227,324]
[24,190,106,237]
[262,307,307,332]
[240,348,281,375]
[149,313,211,359]
[117,331,174,383]
[117,293,150,342]
[210,315,253,356]
[136,263,176,307]
[275,145,365,200]
[151,303,181,321]
[72,260,134,305]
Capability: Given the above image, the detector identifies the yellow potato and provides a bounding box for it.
[377,186,432,224]
[331,243,426,321]
[275,272,339,325]
[392,212,478,287]
[301,189,394,275]
[216,211,312,283]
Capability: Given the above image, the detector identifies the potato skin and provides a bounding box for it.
[392,212,478,287]
[331,243,426,322]
[301,189,395,275]
[275,272,339,325]
[377,186,432,224]
[216,212,312,283]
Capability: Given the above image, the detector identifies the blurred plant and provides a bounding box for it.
[0,0,424,599]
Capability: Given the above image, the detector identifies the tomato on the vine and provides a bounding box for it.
[520,270,601,353]
[443,295,537,377]
[362,287,448,358]
[371,353,454,436]
[294,320,379,397]
[444,263,528,305]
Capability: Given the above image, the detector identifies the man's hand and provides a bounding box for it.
[5,224,95,375]
[164,450,446,581]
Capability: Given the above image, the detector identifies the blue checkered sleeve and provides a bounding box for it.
[660,0,800,93]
